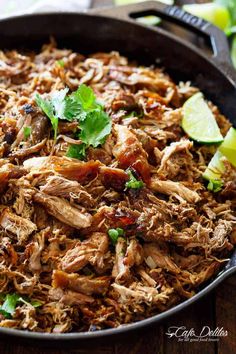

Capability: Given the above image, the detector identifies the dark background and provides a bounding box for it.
[0,0,236,353]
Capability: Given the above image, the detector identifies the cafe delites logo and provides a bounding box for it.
[166,326,228,342]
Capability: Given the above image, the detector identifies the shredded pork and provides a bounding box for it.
[0,41,235,333]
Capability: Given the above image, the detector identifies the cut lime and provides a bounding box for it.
[183,3,230,31]
[136,15,161,26]
[218,127,236,167]
[182,92,223,143]
[232,35,236,69]
[203,150,226,192]
[115,0,173,6]
[203,150,226,181]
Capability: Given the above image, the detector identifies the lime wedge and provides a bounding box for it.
[218,127,236,167]
[182,92,223,143]
[203,150,226,181]
[115,0,173,6]
[202,150,226,192]
[183,3,230,31]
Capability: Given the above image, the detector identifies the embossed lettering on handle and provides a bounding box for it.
[165,6,210,32]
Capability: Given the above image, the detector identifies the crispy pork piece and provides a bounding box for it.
[52,270,110,295]
[87,147,112,165]
[34,192,92,229]
[99,166,128,191]
[173,253,204,270]
[210,219,233,251]
[24,156,101,183]
[220,181,236,203]
[0,164,15,193]
[113,124,150,183]
[26,229,48,272]
[61,232,109,272]
[112,283,172,305]
[143,243,180,274]
[0,208,37,244]
[0,163,26,193]
[31,114,49,144]
[150,178,200,203]
[50,158,101,183]
[111,92,138,111]
[112,238,131,283]
[9,139,47,159]
[123,239,144,267]
[158,139,193,173]
[137,268,157,287]
[112,238,143,283]
[40,175,95,207]
[133,129,157,158]
[50,288,94,305]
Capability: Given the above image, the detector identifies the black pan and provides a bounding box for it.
[0,0,236,344]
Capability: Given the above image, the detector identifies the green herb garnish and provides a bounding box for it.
[27,299,42,308]
[35,91,64,139]
[207,179,223,193]
[125,169,144,190]
[35,85,111,156]
[0,294,20,317]
[0,293,42,318]
[79,110,111,148]
[108,228,124,245]
[66,143,86,160]
[56,59,65,67]
[23,126,31,139]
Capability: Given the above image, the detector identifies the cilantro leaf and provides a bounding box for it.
[0,293,42,318]
[36,84,112,151]
[1,293,20,316]
[63,95,85,121]
[63,84,100,121]
[66,143,86,160]
[35,94,58,139]
[79,110,112,148]
[207,179,223,192]
[51,88,69,119]
[125,169,145,190]
[0,309,11,319]
[74,84,99,112]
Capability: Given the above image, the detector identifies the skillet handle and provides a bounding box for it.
[91,1,234,75]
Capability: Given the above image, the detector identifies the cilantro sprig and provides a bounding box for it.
[125,169,145,190]
[0,293,42,319]
[35,84,112,159]
[66,144,86,160]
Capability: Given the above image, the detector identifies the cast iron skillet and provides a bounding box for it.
[0,0,236,344]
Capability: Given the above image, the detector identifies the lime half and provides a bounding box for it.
[182,92,223,143]
[219,127,236,167]
[183,3,230,31]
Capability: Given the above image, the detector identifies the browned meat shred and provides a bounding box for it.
[0,42,235,334]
